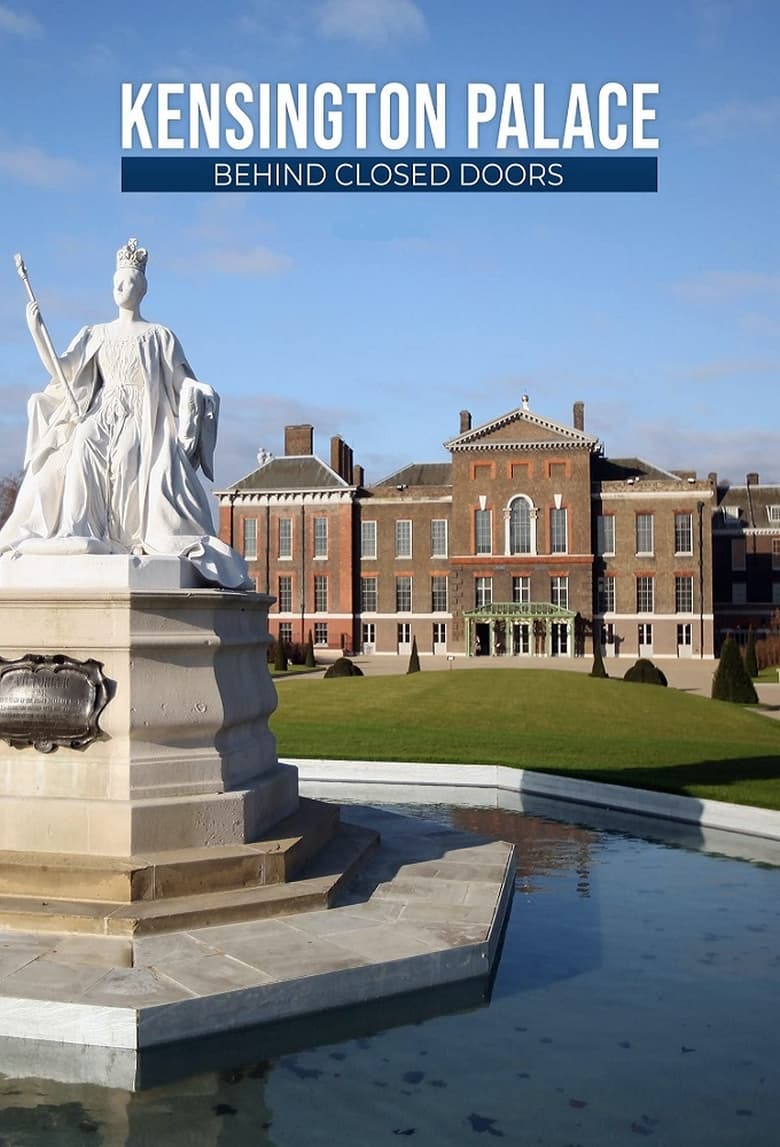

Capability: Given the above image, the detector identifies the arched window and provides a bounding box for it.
[507,496,535,555]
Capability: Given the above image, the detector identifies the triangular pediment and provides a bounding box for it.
[444,406,600,453]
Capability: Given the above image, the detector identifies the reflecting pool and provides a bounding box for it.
[0,788,778,1146]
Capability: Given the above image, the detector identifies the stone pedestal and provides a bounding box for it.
[0,556,298,856]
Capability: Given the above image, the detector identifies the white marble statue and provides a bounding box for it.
[0,239,250,588]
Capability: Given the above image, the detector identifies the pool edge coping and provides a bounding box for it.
[286,759,780,843]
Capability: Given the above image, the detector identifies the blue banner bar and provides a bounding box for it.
[121,156,657,193]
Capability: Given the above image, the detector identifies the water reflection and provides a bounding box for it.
[0,792,778,1146]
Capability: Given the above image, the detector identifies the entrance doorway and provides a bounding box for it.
[474,622,490,656]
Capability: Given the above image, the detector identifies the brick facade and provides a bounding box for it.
[214,400,773,660]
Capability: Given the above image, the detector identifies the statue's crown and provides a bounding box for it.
[116,237,148,273]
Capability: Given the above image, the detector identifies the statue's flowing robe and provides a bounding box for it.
[0,323,249,589]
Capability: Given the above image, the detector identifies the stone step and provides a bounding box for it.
[0,823,378,938]
[0,798,338,903]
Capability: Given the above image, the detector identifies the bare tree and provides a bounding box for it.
[0,472,22,530]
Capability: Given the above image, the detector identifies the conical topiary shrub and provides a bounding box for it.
[590,630,609,678]
[712,636,758,703]
[407,635,421,674]
[744,628,758,679]
[274,638,288,673]
[304,629,316,668]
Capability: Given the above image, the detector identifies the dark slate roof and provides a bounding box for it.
[594,456,683,482]
[717,484,780,529]
[375,462,452,488]
[229,455,349,492]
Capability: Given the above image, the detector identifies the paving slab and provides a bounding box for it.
[0,806,515,1052]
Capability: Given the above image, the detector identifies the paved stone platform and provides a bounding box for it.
[0,806,515,1052]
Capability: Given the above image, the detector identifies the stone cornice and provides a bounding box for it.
[216,490,355,507]
[451,440,594,453]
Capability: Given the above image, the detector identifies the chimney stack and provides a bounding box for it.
[746,472,759,486]
[330,435,355,483]
[573,401,585,431]
[284,424,313,456]
[459,410,472,433]
[354,464,365,488]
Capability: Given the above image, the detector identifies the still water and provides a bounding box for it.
[0,788,777,1146]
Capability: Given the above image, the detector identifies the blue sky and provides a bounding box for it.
[0,0,778,495]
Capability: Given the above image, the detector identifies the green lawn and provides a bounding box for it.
[270,669,780,811]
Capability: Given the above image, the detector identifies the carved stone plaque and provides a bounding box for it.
[0,654,110,753]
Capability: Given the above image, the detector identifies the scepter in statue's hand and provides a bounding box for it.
[14,254,81,420]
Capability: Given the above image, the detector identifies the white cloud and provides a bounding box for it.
[205,246,293,276]
[740,313,780,337]
[212,392,363,486]
[0,146,89,189]
[671,271,780,303]
[682,358,780,381]
[630,424,780,486]
[317,0,425,45]
[687,97,780,142]
[0,4,43,38]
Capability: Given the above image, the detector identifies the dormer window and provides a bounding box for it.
[768,506,780,523]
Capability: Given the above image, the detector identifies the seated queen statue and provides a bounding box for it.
[0,239,251,589]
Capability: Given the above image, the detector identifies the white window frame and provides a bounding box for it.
[512,576,530,605]
[313,516,328,559]
[313,622,328,646]
[674,512,693,555]
[277,574,292,613]
[636,513,654,556]
[768,505,780,523]
[475,509,493,555]
[431,575,448,613]
[636,576,654,613]
[278,622,293,645]
[395,575,412,612]
[360,576,377,613]
[395,519,412,559]
[675,575,694,614]
[431,519,448,558]
[550,576,569,610]
[278,517,292,559]
[550,507,568,554]
[313,574,328,612]
[638,622,653,651]
[475,576,493,608]
[243,517,257,560]
[361,520,377,560]
[397,622,412,649]
[506,496,535,555]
